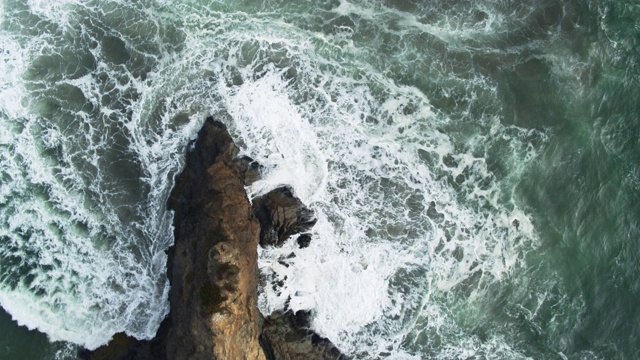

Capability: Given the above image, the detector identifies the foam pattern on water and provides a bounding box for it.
[0,0,557,356]
[163,2,549,357]
[0,0,198,349]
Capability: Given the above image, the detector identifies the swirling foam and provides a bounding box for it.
[0,0,553,357]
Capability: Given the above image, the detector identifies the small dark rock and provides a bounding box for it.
[296,234,312,248]
[252,186,317,247]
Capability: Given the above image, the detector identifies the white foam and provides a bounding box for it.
[0,0,183,350]
[218,72,327,203]
[0,0,551,356]
[194,6,549,357]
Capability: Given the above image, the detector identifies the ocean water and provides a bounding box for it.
[0,0,638,359]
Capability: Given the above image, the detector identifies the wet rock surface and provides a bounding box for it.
[78,332,157,360]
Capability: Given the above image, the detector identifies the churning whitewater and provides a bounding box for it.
[2,0,639,359]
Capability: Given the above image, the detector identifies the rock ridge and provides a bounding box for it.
[163,118,265,360]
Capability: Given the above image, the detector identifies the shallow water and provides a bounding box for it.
[0,0,638,359]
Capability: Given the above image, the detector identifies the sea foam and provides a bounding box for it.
[0,0,549,357]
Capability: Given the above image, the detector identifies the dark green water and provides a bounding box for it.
[0,307,54,359]
[0,0,638,359]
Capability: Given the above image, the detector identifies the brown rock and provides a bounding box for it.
[165,118,266,360]
[252,187,317,247]
[81,117,344,360]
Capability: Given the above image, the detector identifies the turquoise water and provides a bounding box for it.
[0,0,638,359]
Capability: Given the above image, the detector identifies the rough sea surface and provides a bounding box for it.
[0,0,638,359]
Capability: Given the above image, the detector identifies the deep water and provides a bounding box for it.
[0,0,638,359]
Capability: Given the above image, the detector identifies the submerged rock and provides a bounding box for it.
[78,332,156,360]
[296,234,312,249]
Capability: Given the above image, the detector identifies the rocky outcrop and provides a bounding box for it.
[165,118,265,360]
[80,117,344,360]
[169,119,344,360]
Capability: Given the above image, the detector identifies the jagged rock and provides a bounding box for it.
[261,311,346,360]
[165,117,265,360]
[252,187,317,247]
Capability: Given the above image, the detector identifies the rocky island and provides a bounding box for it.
[81,118,344,360]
